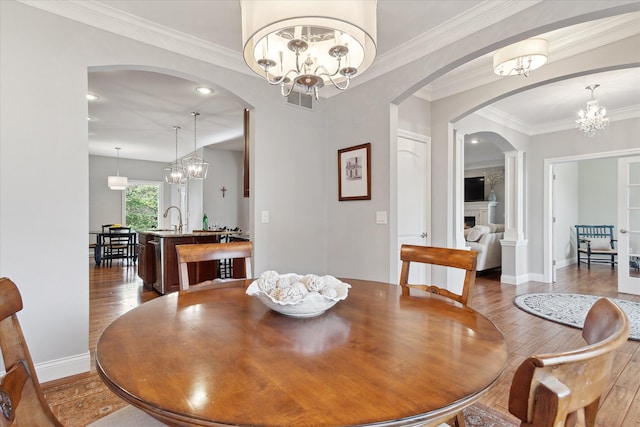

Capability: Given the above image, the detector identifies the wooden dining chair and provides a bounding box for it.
[175,241,253,291]
[399,244,478,427]
[508,297,629,427]
[399,244,478,306]
[103,227,133,267]
[0,277,164,426]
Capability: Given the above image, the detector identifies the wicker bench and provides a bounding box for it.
[575,225,617,269]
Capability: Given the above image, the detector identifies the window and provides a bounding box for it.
[123,181,162,230]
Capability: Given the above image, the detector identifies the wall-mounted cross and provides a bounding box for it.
[220,186,227,198]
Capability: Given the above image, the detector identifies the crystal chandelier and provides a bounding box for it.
[493,38,548,77]
[107,147,128,190]
[164,126,186,184]
[576,84,609,137]
[240,0,377,100]
[182,112,209,180]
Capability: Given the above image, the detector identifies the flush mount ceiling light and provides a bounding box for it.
[241,0,377,100]
[164,126,187,185]
[107,147,128,190]
[576,84,610,137]
[493,38,548,77]
[182,112,209,180]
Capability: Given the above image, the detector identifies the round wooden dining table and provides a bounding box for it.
[96,279,508,427]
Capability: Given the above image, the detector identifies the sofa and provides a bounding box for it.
[464,223,504,271]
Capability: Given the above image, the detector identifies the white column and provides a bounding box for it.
[453,130,466,249]
[501,150,528,285]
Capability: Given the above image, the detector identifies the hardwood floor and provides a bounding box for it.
[472,266,640,427]
[88,262,159,371]
[84,261,640,426]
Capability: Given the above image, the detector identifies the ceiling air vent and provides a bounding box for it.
[285,91,313,110]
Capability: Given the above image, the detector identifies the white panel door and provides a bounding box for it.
[617,156,640,295]
[397,134,430,284]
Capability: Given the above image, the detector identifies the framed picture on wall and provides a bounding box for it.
[338,143,371,201]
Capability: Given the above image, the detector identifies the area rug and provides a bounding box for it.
[43,372,129,427]
[514,293,640,341]
[44,373,516,426]
[463,403,518,427]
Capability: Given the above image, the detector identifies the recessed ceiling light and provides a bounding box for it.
[470,139,479,144]
[195,87,213,95]
[87,93,99,101]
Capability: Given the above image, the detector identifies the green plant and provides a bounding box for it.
[125,184,159,230]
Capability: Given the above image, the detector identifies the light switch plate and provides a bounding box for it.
[376,211,387,224]
[261,210,270,223]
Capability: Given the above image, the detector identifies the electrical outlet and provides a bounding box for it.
[261,210,270,223]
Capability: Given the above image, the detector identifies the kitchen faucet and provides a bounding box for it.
[163,206,183,234]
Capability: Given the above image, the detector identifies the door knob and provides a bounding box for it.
[620,229,628,234]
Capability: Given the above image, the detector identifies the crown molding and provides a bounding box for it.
[17,0,638,106]
[20,0,530,99]
[363,1,541,86]
[531,104,640,135]
[424,12,640,102]
[18,0,251,76]
[475,103,640,136]
[312,1,540,99]
[474,106,532,135]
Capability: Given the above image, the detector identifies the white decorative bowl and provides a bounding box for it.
[246,273,350,318]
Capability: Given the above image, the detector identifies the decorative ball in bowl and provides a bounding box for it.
[246,271,351,318]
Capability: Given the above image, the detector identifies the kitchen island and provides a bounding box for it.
[137,230,245,294]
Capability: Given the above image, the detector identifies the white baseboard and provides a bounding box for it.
[555,258,575,269]
[35,351,91,383]
[500,273,530,285]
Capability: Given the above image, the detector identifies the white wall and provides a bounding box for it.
[1,1,327,380]
[326,78,395,281]
[430,34,639,279]
[398,96,431,136]
[203,147,249,233]
[1,0,636,380]
[527,117,640,275]
[552,158,618,269]
[578,158,618,229]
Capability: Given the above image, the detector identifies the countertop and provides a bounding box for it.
[138,229,244,238]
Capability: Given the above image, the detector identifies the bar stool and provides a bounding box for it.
[217,232,232,278]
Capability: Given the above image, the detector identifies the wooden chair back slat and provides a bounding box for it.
[176,241,253,291]
[508,297,629,427]
[399,245,478,306]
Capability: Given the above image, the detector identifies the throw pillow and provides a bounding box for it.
[589,237,612,251]
[464,228,473,239]
[466,225,490,242]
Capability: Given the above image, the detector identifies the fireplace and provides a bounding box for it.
[464,216,476,228]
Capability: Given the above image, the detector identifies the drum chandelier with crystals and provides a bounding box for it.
[576,84,609,137]
[241,0,377,100]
